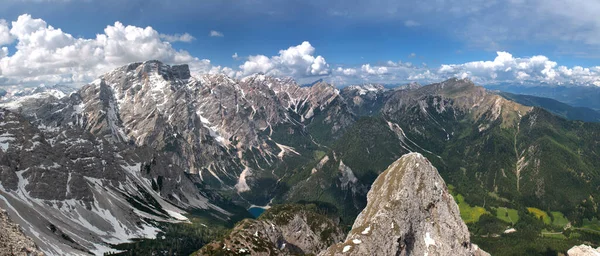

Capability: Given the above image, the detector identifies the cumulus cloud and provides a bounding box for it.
[331,60,429,85]
[0,20,13,46]
[3,14,600,88]
[398,51,600,86]
[0,47,7,59]
[330,51,600,86]
[336,67,357,76]
[0,14,211,86]
[209,30,224,37]
[238,41,330,78]
[159,33,195,43]
[437,51,561,84]
[232,52,240,60]
[361,64,388,75]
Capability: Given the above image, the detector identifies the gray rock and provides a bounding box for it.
[198,204,344,256]
[321,153,489,256]
[0,60,360,255]
[0,208,43,256]
[0,106,225,255]
[568,245,600,256]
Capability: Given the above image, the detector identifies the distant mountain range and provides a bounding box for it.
[498,91,600,123]
[486,83,600,111]
[1,62,599,255]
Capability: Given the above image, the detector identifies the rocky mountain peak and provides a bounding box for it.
[321,153,489,256]
[99,60,191,93]
[240,73,295,87]
[343,84,385,95]
[427,77,477,94]
[395,82,421,91]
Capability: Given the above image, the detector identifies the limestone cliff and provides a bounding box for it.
[321,153,489,256]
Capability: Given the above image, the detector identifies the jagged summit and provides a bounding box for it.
[418,77,477,95]
[343,83,386,95]
[393,81,421,91]
[321,153,489,256]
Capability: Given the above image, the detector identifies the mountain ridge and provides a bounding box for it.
[1,60,600,255]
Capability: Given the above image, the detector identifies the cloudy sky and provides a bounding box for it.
[1,0,600,87]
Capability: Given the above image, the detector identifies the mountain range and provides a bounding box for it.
[496,92,600,123]
[486,83,600,111]
[1,60,599,255]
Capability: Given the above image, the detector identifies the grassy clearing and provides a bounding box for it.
[541,229,567,239]
[550,211,569,228]
[527,207,551,225]
[496,207,519,224]
[448,185,488,223]
[473,236,581,256]
[455,194,488,223]
[487,192,510,203]
[582,217,600,231]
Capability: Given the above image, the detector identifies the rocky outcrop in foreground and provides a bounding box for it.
[321,153,489,256]
[568,245,600,256]
[0,208,43,256]
[198,204,344,255]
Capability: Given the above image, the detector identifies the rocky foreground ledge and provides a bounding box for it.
[0,208,43,256]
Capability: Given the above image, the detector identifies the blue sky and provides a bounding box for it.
[1,0,600,87]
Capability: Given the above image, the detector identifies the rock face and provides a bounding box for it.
[0,106,222,255]
[321,153,489,256]
[198,204,344,255]
[0,61,356,255]
[0,208,43,256]
[568,245,600,256]
[5,62,355,194]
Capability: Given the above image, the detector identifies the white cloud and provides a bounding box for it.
[386,60,398,67]
[3,14,600,89]
[361,64,388,75]
[0,14,211,86]
[0,47,7,59]
[159,33,195,43]
[329,51,600,86]
[331,60,430,84]
[209,30,224,37]
[210,66,236,78]
[0,20,13,46]
[239,55,274,75]
[238,41,330,78]
[404,20,420,27]
[408,70,438,81]
[336,67,357,76]
[311,56,329,75]
[434,51,600,86]
[516,71,530,80]
[232,52,239,60]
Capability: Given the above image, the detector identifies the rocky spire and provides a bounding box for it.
[320,153,489,256]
